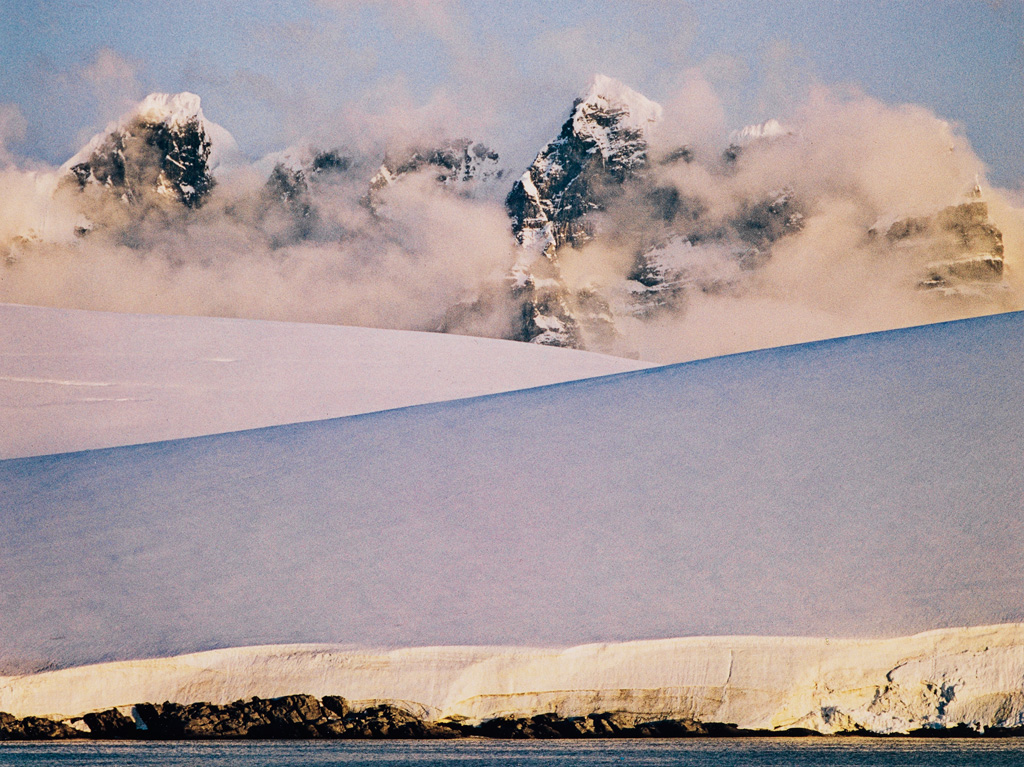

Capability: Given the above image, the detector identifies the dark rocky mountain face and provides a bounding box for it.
[502,77,812,350]
[365,139,502,214]
[256,141,499,249]
[507,81,658,258]
[505,76,664,347]
[372,140,501,188]
[42,87,1009,357]
[68,110,214,209]
[500,80,1006,353]
[262,149,353,241]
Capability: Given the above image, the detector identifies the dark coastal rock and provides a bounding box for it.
[321,695,349,718]
[472,712,710,738]
[83,707,137,738]
[4,697,1021,740]
[0,711,84,740]
[136,694,331,738]
[133,695,461,739]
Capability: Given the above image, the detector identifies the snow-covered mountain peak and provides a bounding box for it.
[578,74,663,130]
[135,92,204,129]
[504,76,665,348]
[571,74,663,158]
[62,91,233,208]
[728,118,791,147]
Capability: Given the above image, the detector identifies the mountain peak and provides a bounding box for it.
[578,74,663,132]
[63,91,229,209]
[135,92,205,129]
[728,118,791,147]
[504,76,663,349]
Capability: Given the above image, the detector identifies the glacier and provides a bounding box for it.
[2,624,1024,734]
[1,311,1022,671]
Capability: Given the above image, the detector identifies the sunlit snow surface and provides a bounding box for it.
[0,303,649,458]
[1,312,1022,670]
[5,625,1024,732]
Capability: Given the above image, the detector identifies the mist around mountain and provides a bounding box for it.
[1,75,1021,362]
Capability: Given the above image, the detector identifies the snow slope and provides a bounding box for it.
[0,303,650,458]
[3,624,1024,734]
[1,312,1022,670]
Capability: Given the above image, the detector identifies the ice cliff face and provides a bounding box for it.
[64,93,228,209]
[3,624,1024,734]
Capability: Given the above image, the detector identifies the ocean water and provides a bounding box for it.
[0,739,1023,767]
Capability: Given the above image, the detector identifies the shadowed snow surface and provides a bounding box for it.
[1,312,1022,670]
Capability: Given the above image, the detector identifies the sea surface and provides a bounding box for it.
[1,739,1023,767]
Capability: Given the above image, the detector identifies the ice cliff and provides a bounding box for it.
[2,624,1024,734]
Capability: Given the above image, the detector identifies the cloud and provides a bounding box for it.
[755,39,817,120]
[0,73,1021,366]
[654,68,728,149]
[0,104,27,166]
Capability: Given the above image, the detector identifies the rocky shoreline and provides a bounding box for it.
[2,695,1023,741]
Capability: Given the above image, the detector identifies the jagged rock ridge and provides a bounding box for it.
[370,139,501,194]
[507,74,662,255]
[505,74,663,347]
[65,93,218,209]
[28,84,1012,356]
[504,77,812,350]
[502,78,1007,352]
[260,147,354,241]
[877,193,1005,293]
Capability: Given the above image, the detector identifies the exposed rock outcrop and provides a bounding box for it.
[82,707,137,738]
[506,74,662,347]
[0,712,83,740]
[65,93,220,209]
[877,197,1005,293]
[261,148,353,242]
[369,139,501,196]
[132,695,460,739]
[4,696,1022,740]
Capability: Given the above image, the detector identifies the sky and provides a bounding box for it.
[2,311,1022,669]
[1,0,1023,185]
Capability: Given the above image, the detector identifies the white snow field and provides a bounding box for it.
[0,302,650,458]
[3,624,1024,733]
[1,312,1022,677]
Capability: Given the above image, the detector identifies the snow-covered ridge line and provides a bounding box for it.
[3,624,1024,734]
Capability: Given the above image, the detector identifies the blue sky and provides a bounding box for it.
[2,0,1023,183]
